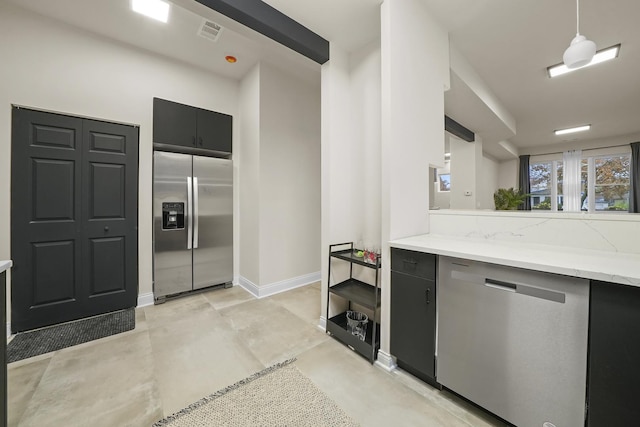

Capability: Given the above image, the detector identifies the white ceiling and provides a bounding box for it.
[7,0,322,85]
[422,0,640,158]
[261,0,382,53]
[7,0,640,160]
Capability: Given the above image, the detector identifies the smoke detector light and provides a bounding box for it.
[131,0,170,23]
[554,125,591,136]
[548,44,620,78]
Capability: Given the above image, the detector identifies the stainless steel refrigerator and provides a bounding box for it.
[153,151,233,301]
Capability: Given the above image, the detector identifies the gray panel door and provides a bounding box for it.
[153,151,193,298]
[192,156,233,289]
[82,119,138,310]
[11,108,138,332]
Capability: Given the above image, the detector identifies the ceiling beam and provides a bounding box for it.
[445,115,475,142]
[194,0,330,64]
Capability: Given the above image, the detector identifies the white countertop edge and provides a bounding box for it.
[389,235,640,288]
[0,260,12,274]
[428,209,640,222]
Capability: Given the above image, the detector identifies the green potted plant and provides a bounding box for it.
[494,187,528,210]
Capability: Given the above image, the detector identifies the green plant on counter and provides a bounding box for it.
[494,188,528,210]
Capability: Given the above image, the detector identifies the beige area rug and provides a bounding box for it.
[152,359,359,427]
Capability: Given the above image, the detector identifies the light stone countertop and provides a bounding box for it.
[389,234,640,287]
[0,260,12,274]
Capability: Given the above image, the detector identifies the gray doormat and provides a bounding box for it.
[7,309,135,363]
[153,358,359,427]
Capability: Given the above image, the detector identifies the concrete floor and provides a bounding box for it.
[8,283,505,426]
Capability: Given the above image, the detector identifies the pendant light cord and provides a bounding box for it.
[576,0,580,36]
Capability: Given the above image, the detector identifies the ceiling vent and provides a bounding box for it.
[198,19,224,42]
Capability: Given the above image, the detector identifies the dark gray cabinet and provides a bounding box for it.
[196,108,232,152]
[153,98,232,153]
[588,280,640,426]
[1,271,6,427]
[390,248,438,386]
[153,98,197,148]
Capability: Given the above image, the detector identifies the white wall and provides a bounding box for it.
[498,159,519,190]
[350,41,382,248]
[237,61,321,294]
[320,39,383,324]
[0,3,239,321]
[524,132,640,157]
[480,154,499,210]
[381,0,449,355]
[321,45,355,325]
[238,65,261,285]
[258,62,321,286]
[449,136,479,209]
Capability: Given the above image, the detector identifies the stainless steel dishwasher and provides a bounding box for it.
[437,256,589,427]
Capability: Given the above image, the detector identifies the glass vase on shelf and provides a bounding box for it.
[363,246,379,265]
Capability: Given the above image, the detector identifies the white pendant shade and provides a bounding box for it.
[563,34,597,69]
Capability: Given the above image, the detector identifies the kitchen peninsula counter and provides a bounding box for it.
[389,234,640,287]
[0,261,11,274]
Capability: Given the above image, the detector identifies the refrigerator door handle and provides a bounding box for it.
[193,176,199,249]
[187,176,193,250]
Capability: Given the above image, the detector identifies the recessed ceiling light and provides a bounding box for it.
[131,0,170,23]
[554,124,591,136]
[548,44,620,78]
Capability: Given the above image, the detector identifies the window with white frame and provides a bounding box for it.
[438,173,451,192]
[530,152,631,212]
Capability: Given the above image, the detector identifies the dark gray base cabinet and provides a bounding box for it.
[390,248,438,386]
[588,280,640,426]
[1,271,6,427]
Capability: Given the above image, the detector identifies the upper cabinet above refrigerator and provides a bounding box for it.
[153,97,232,155]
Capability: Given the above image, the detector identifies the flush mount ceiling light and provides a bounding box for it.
[131,0,170,23]
[554,124,591,136]
[563,0,596,69]
[225,55,237,63]
[548,44,620,77]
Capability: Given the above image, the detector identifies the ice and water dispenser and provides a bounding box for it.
[162,202,185,230]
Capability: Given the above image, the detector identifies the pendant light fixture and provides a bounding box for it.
[563,0,596,69]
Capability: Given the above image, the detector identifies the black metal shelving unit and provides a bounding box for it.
[326,242,381,363]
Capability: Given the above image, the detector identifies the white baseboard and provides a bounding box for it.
[317,315,327,332]
[238,276,260,298]
[137,292,154,308]
[238,271,321,299]
[375,349,398,372]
